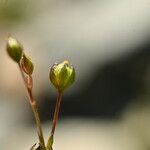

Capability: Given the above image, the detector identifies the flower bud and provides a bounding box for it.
[6,37,23,63]
[22,54,34,75]
[49,61,75,93]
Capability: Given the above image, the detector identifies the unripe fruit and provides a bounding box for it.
[6,37,23,63]
[49,61,75,93]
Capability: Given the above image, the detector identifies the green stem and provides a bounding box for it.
[18,63,46,150]
[31,101,45,149]
[47,93,63,150]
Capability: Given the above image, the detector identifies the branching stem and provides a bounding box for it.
[18,63,46,150]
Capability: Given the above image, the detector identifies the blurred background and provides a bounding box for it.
[0,0,150,149]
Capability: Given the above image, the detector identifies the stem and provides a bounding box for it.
[18,63,46,149]
[31,101,45,149]
[47,93,63,149]
[51,93,63,136]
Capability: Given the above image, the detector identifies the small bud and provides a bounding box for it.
[49,61,75,93]
[22,54,34,75]
[6,37,23,63]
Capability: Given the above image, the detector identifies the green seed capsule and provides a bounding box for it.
[6,37,23,63]
[49,61,75,93]
[22,54,34,75]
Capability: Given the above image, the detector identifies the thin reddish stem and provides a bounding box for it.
[46,93,63,149]
[18,63,46,149]
[51,93,63,136]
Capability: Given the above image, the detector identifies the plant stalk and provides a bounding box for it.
[18,63,46,150]
[47,92,63,150]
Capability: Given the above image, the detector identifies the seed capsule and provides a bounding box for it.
[6,37,23,63]
[49,61,75,93]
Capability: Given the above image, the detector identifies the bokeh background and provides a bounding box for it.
[0,0,150,149]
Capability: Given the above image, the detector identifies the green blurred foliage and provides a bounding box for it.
[0,0,37,26]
